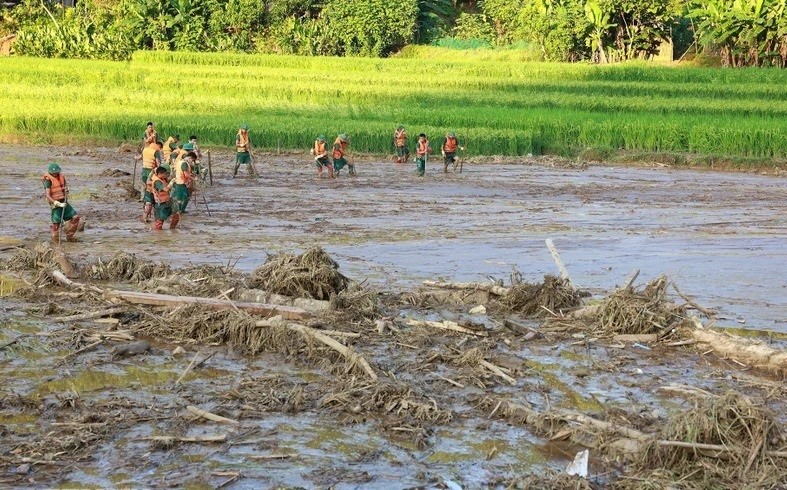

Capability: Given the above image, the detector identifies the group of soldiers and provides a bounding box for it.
[41,121,467,242]
[307,126,464,179]
[137,121,204,230]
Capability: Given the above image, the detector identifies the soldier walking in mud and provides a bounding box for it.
[393,125,409,164]
[151,165,179,230]
[332,134,355,176]
[441,131,464,173]
[43,162,81,243]
[311,135,334,178]
[415,133,430,177]
[233,124,256,177]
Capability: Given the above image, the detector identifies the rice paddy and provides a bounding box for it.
[2,51,787,158]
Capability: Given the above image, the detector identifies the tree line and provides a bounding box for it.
[1,0,785,67]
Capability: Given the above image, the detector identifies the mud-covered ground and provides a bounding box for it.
[1,145,786,489]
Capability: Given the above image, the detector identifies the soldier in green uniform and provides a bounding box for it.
[233,124,254,177]
[42,162,81,243]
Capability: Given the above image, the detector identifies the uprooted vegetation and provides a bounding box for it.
[1,245,786,488]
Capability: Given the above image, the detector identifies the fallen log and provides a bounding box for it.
[237,288,330,314]
[690,318,787,374]
[656,440,787,458]
[106,290,312,321]
[422,280,509,296]
[406,318,488,337]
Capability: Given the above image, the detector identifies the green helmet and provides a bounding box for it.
[182,143,194,151]
[447,132,456,138]
[160,163,171,173]
[317,135,326,142]
[397,125,404,130]
[47,162,61,174]
[338,133,349,142]
[240,124,249,130]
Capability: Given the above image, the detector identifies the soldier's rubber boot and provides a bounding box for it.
[232,163,240,177]
[65,216,80,242]
[169,213,180,230]
[50,223,60,244]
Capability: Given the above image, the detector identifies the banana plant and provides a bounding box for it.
[584,0,615,63]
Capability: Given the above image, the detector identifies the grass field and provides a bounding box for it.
[1,51,787,159]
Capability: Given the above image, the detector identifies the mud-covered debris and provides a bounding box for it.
[499,275,582,317]
[99,168,130,177]
[324,283,380,326]
[249,247,349,300]
[111,340,151,357]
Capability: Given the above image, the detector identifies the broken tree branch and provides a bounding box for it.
[545,238,573,285]
[186,405,239,425]
[54,306,129,323]
[405,318,489,337]
[422,280,509,296]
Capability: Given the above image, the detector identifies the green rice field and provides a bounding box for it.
[2,51,787,158]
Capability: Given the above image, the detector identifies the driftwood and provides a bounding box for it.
[613,334,658,343]
[690,318,787,373]
[54,306,129,323]
[622,269,640,289]
[479,359,517,385]
[51,270,312,320]
[111,340,150,357]
[137,434,227,443]
[422,280,509,296]
[237,288,329,314]
[186,405,239,425]
[545,238,573,285]
[257,317,377,381]
[406,318,489,337]
[503,318,539,336]
[656,440,787,458]
[105,290,312,320]
[176,351,216,384]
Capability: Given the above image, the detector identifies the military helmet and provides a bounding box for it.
[338,133,349,142]
[240,124,249,130]
[397,125,404,130]
[182,143,194,151]
[317,135,326,142]
[447,132,456,138]
[47,162,61,173]
[160,163,171,173]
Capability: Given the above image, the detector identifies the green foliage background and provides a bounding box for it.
[2,0,786,65]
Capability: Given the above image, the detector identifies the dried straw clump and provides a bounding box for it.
[596,275,684,335]
[88,251,168,282]
[324,284,380,326]
[6,243,58,271]
[500,275,581,317]
[134,307,301,355]
[639,390,786,488]
[224,376,315,414]
[321,381,453,424]
[143,264,244,298]
[249,247,349,300]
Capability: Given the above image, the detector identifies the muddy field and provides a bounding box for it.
[1,145,786,489]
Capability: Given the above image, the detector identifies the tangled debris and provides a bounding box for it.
[249,247,349,300]
[88,251,168,283]
[595,276,685,335]
[639,390,787,488]
[499,275,582,316]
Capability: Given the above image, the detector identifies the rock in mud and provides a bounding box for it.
[111,340,151,358]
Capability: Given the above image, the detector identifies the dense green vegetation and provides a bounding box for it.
[1,0,786,66]
[2,52,787,158]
